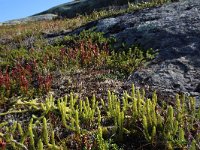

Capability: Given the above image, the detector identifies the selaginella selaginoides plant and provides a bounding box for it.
[0,85,199,149]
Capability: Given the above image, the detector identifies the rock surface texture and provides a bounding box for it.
[73,0,200,100]
[1,14,58,25]
[1,0,147,25]
[35,0,148,18]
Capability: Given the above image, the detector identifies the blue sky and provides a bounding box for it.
[0,0,72,22]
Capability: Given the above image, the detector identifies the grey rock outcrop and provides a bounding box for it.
[1,14,58,25]
[35,0,149,18]
[71,0,200,100]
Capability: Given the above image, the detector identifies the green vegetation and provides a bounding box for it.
[0,0,172,50]
[1,0,198,149]
[0,86,199,149]
[0,30,155,100]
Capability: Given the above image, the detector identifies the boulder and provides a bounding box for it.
[2,14,58,25]
[35,0,150,18]
[70,0,200,101]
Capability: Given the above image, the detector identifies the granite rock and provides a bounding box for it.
[70,0,200,100]
[35,0,150,18]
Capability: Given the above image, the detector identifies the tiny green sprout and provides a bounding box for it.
[0,122,8,128]
[92,94,96,110]
[151,126,156,142]
[37,139,43,150]
[157,113,163,128]
[10,121,17,134]
[51,131,56,148]
[97,126,105,149]
[189,97,196,114]
[152,109,157,126]
[122,97,127,112]
[136,89,141,101]
[173,120,179,134]
[75,110,80,134]
[17,123,24,136]
[41,103,46,111]
[10,135,16,149]
[132,98,138,120]
[167,106,174,128]
[146,99,152,126]
[190,140,196,150]
[176,94,181,110]
[101,99,105,107]
[167,141,173,150]
[141,89,145,100]
[28,118,35,150]
[143,115,151,141]
[86,97,90,109]
[97,106,101,126]
[132,84,135,99]
[64,95,68,104]
[79,100,83,113]
[42,117,49,145]
[152,90,157,105]
[70,92,74,110]
[178,127,185,143]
